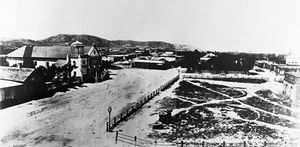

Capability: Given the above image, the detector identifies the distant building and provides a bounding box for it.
[286,54,300,66]
[283,72,300,102]
[255,60,300,75]
[199,53,216,63]
[6,41,105,82]
[131,56,176,70]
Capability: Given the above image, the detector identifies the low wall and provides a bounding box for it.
[182,73,269,81]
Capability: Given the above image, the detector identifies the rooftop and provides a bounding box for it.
[6,45,95,59]
[0,80,22,88]
[71,41,84,47]
[0,66,34,82]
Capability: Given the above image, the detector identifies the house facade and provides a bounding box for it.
[283,72,300,102]
[6,41,105,82]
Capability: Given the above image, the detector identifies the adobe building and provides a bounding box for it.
[131,56,175,70]
[0,66,46,108]
[283,72,300,102]
[6,41,106,82]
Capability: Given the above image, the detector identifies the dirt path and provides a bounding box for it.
[115,75,300,145]
[0,68,178,147]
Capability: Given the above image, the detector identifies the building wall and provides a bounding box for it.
[283,73,300,102]
[0,83,46,108]
[35,60,57,68]
[286,57,300,66]
[7,58,23,66]
[132,62,168,69]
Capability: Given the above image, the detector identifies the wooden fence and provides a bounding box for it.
[115,132,298,147]
[106,74,180,132]
[182,74,269,81]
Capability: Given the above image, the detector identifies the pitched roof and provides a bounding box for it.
[71,41,84,47]
[7,45,95,59]
[0,80,22,88]
[5,46,27,57]
[0,66,35,82]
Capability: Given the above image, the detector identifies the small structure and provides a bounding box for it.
[275,65,300,75]
[158,109,172,124]
[0,66,46,108]
[199,53,216,64]
[283,72,300,102]
[286,53,300,66]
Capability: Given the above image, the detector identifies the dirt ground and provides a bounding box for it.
[115,67,300,145]
[0,68,178,147]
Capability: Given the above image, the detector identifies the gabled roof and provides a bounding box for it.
[6,45,96,59]
[0,66,35,82]
[87,46,100,57]
[5,46,28,57]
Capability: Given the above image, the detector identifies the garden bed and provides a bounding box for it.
[174,81,229,100]
[148,104,285,141]
[240,96,292,116]
[190,81,247,98]
[255,89,292,107]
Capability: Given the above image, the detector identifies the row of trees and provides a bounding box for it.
[177,50,255,73]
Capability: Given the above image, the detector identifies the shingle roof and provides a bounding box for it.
[0,66,34,82]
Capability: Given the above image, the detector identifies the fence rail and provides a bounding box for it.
[115,132,298,147]
[182,74,269,81]
[106,74,180,132]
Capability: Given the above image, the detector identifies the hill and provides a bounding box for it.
[0,34,184,54]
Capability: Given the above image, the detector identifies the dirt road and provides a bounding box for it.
[0,68,178,147]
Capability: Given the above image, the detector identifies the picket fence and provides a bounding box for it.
[182,74,269,81]
[106,74,180,132]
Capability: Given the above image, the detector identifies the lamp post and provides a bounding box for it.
[108,106,112,124]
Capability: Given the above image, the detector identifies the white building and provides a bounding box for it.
[286,54,300,66]
[283,72,300,102]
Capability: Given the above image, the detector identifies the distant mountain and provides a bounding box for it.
[38,34,113,47]
[0,34,196,54]
[111,40,175,49]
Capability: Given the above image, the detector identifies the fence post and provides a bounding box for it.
[244,141,246,147]
[223,141,225,147]
[134,136,137,146]
[115,131,118,144]
[264,140,267,146]
[181,140,183,147]
[106,122,109,132]
[202,141,204,147]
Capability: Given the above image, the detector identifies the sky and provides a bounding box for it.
[0,0,300,54]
